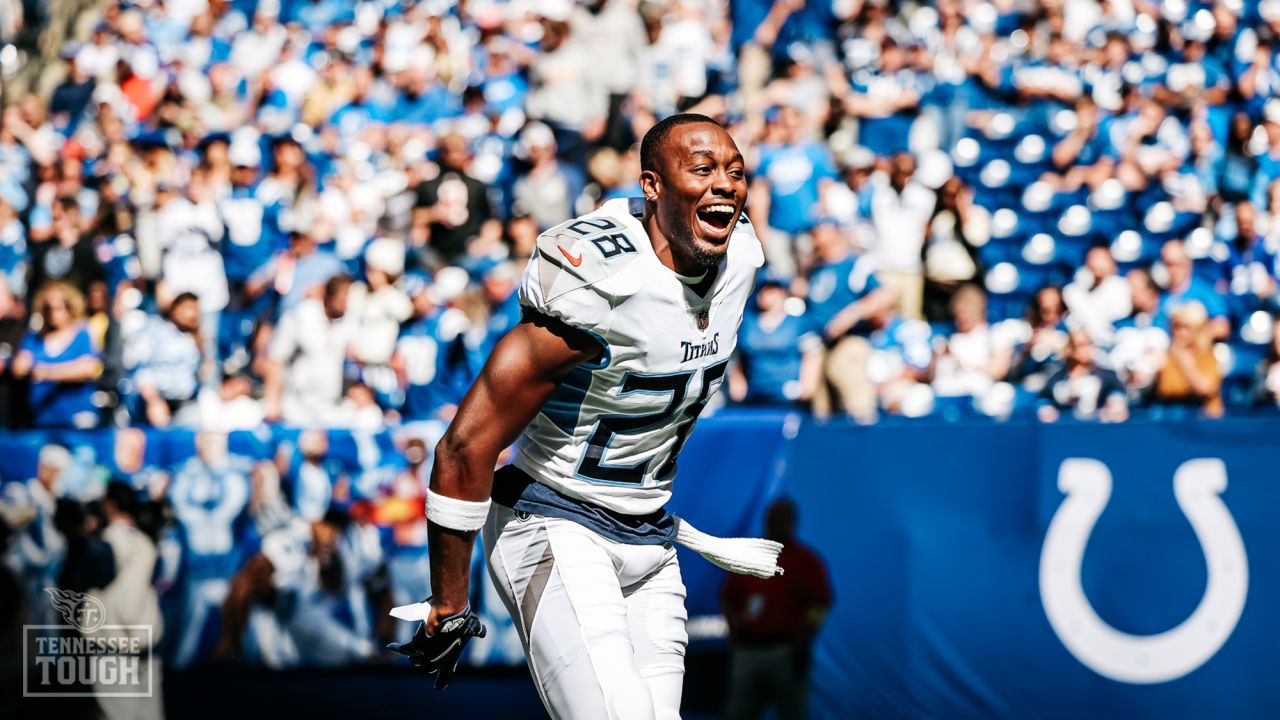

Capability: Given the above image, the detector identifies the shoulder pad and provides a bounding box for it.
[732,214,765,267]
[534,213,643,302]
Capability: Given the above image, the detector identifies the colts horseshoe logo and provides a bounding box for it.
[1039,458,1248,684]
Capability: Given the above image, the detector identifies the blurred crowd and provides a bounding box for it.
[0,0,1277,427]
[1,425,526,676]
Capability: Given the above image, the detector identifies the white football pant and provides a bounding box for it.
[483,505,689,720]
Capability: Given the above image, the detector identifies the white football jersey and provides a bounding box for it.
[511,197,763,515]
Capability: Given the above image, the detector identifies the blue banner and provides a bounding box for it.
[760,417,1278,719]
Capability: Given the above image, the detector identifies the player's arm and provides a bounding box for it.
[822,286,893,341]
[426,310,602,627]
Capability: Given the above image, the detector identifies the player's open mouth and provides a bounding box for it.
[696,204,736,236]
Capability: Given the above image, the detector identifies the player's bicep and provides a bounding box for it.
[444,311,603,458]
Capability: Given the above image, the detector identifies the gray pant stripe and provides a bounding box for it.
[520,542,556,632]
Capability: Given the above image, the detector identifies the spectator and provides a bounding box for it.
[50,51,97,135]
[1151,301,1224,417]
[729,274,822,405]
[1037,329,1129,423]
[1223,201,1277,322]
[749,106,839,277]
[525,4,607,168]
[0,445,72,624]
[411,132,500,264]
[1008,286,1069,389]
[218,135,284,292]
[244,461,293,548]
[333,501,383,646]
[923,177,985,322]
[1118,269,1163,332]
[842,39,925,157]
[53,498,116,595]
[577,0,647,151]
[168,432,250,668]
[1155,240,1229,340]
[393,269,471,422]
[351,238,412,407]
[12,281,103,428]
[1260,316,1280,407]
[289,510,376,667]
[1063,246,1132,344]
[865,153,936,319]
[863,302,935,417]
[804,221,893,421]
[512,122,585,231]
[88,481,164,719]
[932,284,1012,402]
[153,169,229,335]
[468,262,522,368]
[264,275,358,426]
[122,292,206,427]
[283,430,342,523]
[338,381,386,431]
[722,498,832,720]
[0,278,28,427]
[1052,95,1109,185]
[196,373,263,431]
[384,432,430,644]
[247,218,343,318]
[27,196,105,305]
[213,552,291,667]
[0,190,27,299]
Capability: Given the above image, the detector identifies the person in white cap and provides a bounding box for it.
[512,121,585,231]
[353,238,414,406]
[1,444,72,625]
[218,132,287,297]
[388,114,782,720]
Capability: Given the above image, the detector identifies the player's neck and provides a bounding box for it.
[644,211,719,295]
[643,209,705,278]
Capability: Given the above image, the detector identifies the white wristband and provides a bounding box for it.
[426,489,491,532]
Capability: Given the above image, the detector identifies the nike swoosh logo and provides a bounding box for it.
[557,245,583,267]
[429,638,463,663]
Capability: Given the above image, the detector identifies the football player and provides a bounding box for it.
[390,114,783,718]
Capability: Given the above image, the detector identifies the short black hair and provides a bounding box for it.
[640,113,722,174]
[104,480,138,518]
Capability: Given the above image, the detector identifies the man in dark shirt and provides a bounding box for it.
[49,52,96,135]
[410,132,497,264]
[722,498,833,720]
[1037,328,1130,423]
[27,196,105,304]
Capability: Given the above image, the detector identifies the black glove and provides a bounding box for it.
[387,604,487,690]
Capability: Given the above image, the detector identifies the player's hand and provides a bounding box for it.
[387,601,486,690]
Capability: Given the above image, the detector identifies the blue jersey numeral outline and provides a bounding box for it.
[575,359,729,485]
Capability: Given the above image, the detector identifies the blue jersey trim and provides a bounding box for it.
[524,308,612,433]
[542,363,596,434]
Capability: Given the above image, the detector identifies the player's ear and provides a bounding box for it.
[640,169,660,202]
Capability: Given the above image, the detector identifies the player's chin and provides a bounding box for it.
[689,233,731,267]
